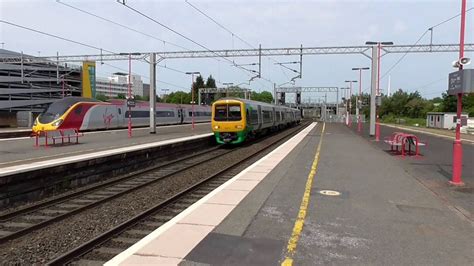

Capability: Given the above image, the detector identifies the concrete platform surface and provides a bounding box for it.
[105,123,318,265]
[381,123,474,143]
[105,122,474,265]
[358,123,474,222]
[0,123,211,168]
[182,123,473,265]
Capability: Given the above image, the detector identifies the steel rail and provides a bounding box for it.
[0,146,230,244]
[47,122,310,265]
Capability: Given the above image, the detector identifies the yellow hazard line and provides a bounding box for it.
[281,122,325,266]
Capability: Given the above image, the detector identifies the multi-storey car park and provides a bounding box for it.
[0,49,81,127]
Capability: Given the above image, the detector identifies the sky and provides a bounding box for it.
[1,0,473,103]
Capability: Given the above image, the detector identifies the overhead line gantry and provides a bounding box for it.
[2,43,472,135]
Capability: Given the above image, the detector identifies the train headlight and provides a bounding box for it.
[51,119,63,127]
[235,125,243,129]
[214,125,219,129]
[33,119,37,126]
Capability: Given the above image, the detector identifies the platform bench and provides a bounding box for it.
[384,132,426,156]
[34,128,83,147]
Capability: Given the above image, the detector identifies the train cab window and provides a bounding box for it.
[214,104,241,121]
[38,97,99,124]
[74,105,83,115]
[229,105,241,119]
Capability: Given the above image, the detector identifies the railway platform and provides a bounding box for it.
[0,123,213,207]
[106,122,474,265]
[0,127,32,138]
[0,123,211,169]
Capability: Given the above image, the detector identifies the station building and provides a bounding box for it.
[426,112,469,129]
[95,72,146,98]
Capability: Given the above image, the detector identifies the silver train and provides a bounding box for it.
[33,97,211,133]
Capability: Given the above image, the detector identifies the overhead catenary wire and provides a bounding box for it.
[184,0,254,49]
[381,6,474,80]
[408,77,446,93]
[185,0,292,82]
[0,19,114,54]
[56,0,191,51]
[0,19,191,90]
[55,0,212,77]
[117,1,270,90]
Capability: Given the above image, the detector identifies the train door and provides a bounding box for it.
[178,108,184,124]
[110,106,119,128]
[257,105,262,130]
[272,107,276,127]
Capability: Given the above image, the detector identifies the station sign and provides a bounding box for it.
[448,69,474,95]
[126,97,136,107]
[375,95,382,106]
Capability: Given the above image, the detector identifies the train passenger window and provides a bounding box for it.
[156,111,174,117]
[262,111,271,123]
[250,110,259,124]
[118,108,122,115]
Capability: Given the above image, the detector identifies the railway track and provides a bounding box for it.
[0,146,232,244]
[48,122,310,265]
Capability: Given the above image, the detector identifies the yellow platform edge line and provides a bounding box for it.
[281,122,325,266]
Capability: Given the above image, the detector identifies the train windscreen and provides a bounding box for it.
[38,98,86,123]
[214,104,241,121]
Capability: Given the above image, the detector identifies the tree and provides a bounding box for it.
[441,93,457,112]
[116,93,126,99]
[203,75,217,104]
[166,91,191,104]
[377,89,434,120]
[134,95,143,101]
[206,75,216,88]
[406,97,425,118]
[251,91,273,103]
[96,93,108,102]
[463,94,474,116]
[192,75,205,101]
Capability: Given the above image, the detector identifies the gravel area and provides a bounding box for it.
[0,124,305,264]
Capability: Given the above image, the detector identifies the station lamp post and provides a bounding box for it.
[345,80,357,127]
[352,67,370,133]
[161,88,169,103]
[186,71,200,130]
[365,41,393,141]
[119,52,141,138]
